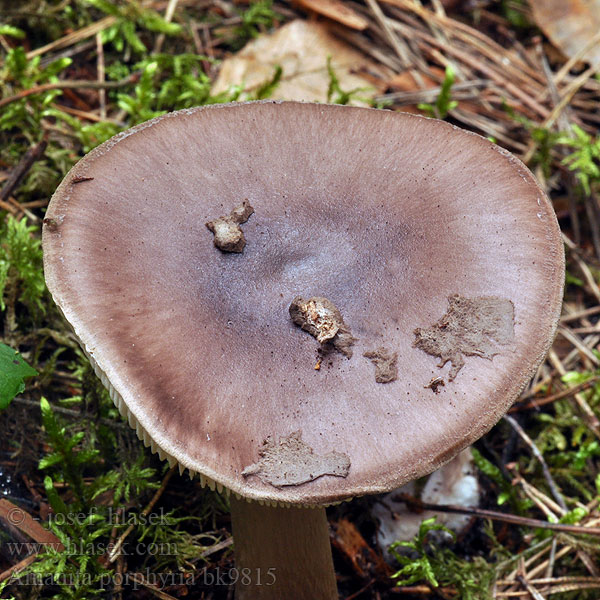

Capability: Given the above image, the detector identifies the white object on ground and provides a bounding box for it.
[373,448,480,559]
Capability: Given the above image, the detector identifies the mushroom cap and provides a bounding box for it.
[43,101,564,506]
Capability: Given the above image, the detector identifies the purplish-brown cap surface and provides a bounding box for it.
[43,101,564,506]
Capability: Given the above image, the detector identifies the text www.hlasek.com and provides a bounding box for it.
[4,540,178,557]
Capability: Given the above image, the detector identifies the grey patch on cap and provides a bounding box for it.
[242,431,350,487]
[363,347,398,383]
[414,295,515,381]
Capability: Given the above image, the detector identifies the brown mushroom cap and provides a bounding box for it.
[43,101,564,506]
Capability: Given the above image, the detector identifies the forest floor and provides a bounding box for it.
[1,1,600,599]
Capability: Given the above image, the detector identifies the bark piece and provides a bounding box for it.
[290,296,355,358]
[206,201,254,253]
[330,518,391,580]
[424,377,445,394]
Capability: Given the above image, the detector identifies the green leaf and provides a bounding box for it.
[558,124,600,196]
[5,47,27,79]
[326,56,370,105]
[121,20,147,54]
[41,57,72,81]
[565,271,585,287]
[0,24,26,38]
[40,396,61,442]
[138,9,182,35]
[84,0,122,17]
[0,216,46,315]
[0,262,9,311]
[559,506,588,525]
[562,370,590,385]
[390,518,453,588]
[43,475,68,515]
[0,343,37,410]
[419,65,457,119]
[38,452,64,470]
[471,448,530,512]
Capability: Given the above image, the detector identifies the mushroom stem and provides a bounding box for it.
[230,496,338,599]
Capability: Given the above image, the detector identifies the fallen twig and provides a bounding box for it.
[0,134,48,203]
[392,494,600,537]
[0,73,139,110]
[511,375,600,412]
[504,415,567,512]
[0,554,38,584]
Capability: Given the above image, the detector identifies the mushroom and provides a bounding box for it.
[42,101,564,599]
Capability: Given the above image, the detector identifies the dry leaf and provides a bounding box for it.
[529,0,600,67]
[294,0,369,30]
[387,66,443,91]
[212,20,386,104]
